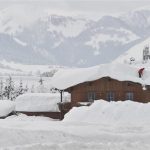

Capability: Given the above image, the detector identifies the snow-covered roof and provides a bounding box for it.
[15,93,70,112]
[51,63,150,90]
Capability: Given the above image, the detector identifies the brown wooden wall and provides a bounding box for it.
[67,77,150,106]
[18,111,62,120]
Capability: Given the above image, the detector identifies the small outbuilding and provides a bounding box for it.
[51,63,150,110]
[15,93,70,119]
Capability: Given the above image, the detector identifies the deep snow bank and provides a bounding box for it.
[0,100,15,117]
[15,93,70,112]
[64,100,150,125]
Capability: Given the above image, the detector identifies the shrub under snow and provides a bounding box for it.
[0,100,15,117]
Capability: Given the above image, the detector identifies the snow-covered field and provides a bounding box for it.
[0,75,51,85]
[0,61,64,93]
[0,100,150,150]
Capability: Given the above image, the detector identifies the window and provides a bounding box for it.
[87,92,96,102]
[106,91,115,101]
[125,92,134,100]
[146,85,150,90]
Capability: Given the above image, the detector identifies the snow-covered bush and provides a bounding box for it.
[0,100,15,117]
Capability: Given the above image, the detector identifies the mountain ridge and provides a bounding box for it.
[0,6,150,67]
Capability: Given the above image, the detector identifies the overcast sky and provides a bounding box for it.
[0,0,150,20]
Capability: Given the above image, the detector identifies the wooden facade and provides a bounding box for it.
[18,111,62,120]
[65,77,150,107]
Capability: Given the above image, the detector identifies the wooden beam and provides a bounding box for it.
[60,90,63,103]
[60,90,63,120]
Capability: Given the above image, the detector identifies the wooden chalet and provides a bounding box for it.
[65,77,150,106]
[52,63,150,117]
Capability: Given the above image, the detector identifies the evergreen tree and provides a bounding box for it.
[31,84,35,93]
[3,76,15,100]
[39,77,44,85]
[18,80,24,94]
[37,77,48,93]
[16,80,25,97]
[24,84,29,93]
[0,80,4,100]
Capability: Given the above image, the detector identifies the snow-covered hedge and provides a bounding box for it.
[64,100,150,125]
[15,93,70,112]
[0,100,15,117]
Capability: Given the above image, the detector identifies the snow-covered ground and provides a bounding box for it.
[0,120,150,150]
[0,100,150,150]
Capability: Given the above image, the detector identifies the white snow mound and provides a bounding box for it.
[64,100,150,125]
[0,100,15,117]
[15,93,70,112]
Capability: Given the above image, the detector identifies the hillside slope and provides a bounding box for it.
[114,37,150,64]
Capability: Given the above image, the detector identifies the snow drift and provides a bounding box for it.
[64,100,150,125]
[15,93,70,112]
[0,100,15,117]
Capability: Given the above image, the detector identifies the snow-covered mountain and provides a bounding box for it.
[1,5,150,67]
